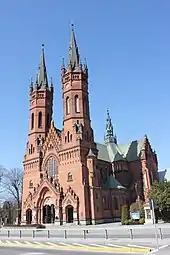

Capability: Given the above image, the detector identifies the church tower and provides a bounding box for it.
[61,24,95,147]
[59,25,96,224]
[22,45,53,217]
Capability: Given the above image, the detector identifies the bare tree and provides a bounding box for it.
[0,165,4,195]
[2,168,23,225]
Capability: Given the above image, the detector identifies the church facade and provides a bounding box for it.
[21,25,159,225]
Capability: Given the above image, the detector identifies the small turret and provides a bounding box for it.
[30,78,33,93]
[87,148,96,158]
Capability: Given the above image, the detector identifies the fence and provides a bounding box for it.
[0,227,169,240]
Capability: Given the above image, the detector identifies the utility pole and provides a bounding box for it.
[150,198,159,250]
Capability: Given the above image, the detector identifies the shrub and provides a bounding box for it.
[128,219,133,224]
[124,219,129,225]
[130,202,140,212]
[140,206,145,219]
[139,218,145,224]
[121,205,129,225]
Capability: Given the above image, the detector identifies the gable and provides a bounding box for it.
[43,121,61,157]
[35,179,60,201]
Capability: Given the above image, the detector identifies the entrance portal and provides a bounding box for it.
[66,205,74,223]
[26,209,32,224]
[42,204,55,224]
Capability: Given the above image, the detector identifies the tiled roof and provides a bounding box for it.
[96,136,145,163]
[103,174,125,189]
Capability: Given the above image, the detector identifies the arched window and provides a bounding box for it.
[70,134,72,142]
[38,111,42,128]
[67,172,73,182]
[31,113,34,129]
[67,131,70,143]
[75,95,80,113]
[113,197,118,210]
[66,97,70,115]
[29,180,33,189]
[49,158,55,177]
[31,144,33,154]
[45,156,58,178]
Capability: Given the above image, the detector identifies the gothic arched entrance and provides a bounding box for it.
[26,209,32,224]
[42,199,55,224]
[66,205,74,223]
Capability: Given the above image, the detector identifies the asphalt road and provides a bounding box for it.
[0,246,148,255]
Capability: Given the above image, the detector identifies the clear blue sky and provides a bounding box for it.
[0,0,169,170]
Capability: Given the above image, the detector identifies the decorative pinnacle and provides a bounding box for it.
[62,57,65,68]
[107,109,110,119]
[36,73,38,83]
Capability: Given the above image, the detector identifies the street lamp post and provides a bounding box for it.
[149,198,159,250]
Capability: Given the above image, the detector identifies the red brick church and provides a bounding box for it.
[21,25,159,225]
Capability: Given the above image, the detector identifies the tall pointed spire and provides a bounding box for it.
[68,24,80,69]
[37,44,48,88]
[105,110,117,144]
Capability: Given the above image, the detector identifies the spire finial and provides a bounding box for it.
[37,43,48,88]
[71,23,74,30]
[68,24,80,69]
[107,109,110,118]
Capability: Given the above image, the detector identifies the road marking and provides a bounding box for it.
[73,243,90,247]
[107,243,127,248]
[24,241,32,244]
[90,244,107,248]
[46,242,59,246]
[19,253,46,255]
[0,240,152,253]
[14,241,21,244]
[128,244,153,249]
[159,245,168,249]
[59,242,71,246]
